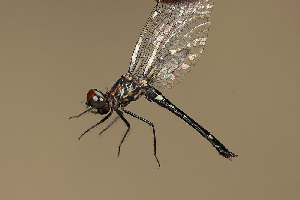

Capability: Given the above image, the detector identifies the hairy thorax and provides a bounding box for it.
[106,73,148,108]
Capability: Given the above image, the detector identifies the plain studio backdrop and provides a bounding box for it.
[0,0,299,199]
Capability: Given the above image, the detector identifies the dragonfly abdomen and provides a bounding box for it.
[145,86,237,160]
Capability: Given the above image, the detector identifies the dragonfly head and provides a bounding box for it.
[85,89,110,115]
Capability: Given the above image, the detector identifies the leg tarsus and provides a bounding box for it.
[70,106,111,119]
[152,126,160,168]
[69,107,94,119]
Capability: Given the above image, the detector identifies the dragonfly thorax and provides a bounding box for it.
[106,74,148,109]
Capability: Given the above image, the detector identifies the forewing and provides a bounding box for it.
[128,0,214,89]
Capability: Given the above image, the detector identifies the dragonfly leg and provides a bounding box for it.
[78,110,113,140]
[69,106,111,119]
[121,108,160,168]
[69,107,95,119]
[99,116,120,135]
[115,110,131,157]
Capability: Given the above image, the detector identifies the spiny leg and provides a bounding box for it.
[115,110,130,157]
[69,106,111,119]
[121,108,160,168]
[69,107,95,119]
[78,110,113,140]
[99,115,120,135]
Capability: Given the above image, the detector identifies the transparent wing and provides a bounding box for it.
[128,0,214,89]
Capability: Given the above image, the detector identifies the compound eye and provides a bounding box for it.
[86,89,106,108]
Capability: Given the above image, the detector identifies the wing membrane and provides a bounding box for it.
[129,0,214,89]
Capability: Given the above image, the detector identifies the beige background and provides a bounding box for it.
[1,0,299,199]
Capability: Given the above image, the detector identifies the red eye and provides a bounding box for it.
[87,89,95,100]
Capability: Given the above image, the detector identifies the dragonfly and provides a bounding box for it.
[70,0,237,167]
